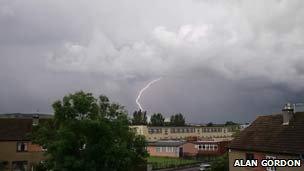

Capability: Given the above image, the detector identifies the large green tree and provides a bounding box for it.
[169,113,185,126]
[31,91,148,171]
[132,110,147,125]
[150,113,165,126]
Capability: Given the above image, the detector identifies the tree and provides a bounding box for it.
[150,113,165,126]
[31,91,148,171]
[132,110,147,125]
[210,153,228,171]
[169,113,185,126]
[207,122,214,126]
[225,121,238,126]
[0,161,7,171]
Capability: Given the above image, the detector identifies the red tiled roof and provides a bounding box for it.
[229,112,304,155]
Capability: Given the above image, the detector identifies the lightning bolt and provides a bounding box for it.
[136,78,162,111]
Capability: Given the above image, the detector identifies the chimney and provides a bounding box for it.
[32,114,39,126]
[282,103,294,125]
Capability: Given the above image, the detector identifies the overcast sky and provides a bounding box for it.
[1,0,304,123]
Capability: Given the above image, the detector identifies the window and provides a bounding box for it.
[16,142,28,152]
[12,161,28,171]
[171,128,175,133]
[156,147,161,152]
[202,144,206,150]
[266,155,276,171]
[245,153,255,160]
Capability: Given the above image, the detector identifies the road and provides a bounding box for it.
[170,166,200,171]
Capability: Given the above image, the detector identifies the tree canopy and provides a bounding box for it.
[210,153,228,171]
[225,121,238,126]
[31,91,148,171]
[150,113,165,126]
[169,113,185,126]
[207,122,214,126]
[132,110,147,125]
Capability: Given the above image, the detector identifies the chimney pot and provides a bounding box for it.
[32,114,39,126]
[282,103,294,125]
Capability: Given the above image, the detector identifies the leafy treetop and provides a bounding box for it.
[31,91,148,171]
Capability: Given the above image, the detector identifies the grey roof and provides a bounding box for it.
[0,113,53,119]
[148,140,186,147]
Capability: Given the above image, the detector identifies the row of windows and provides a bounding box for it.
[148,134,229,140]
[148,128,199,134]
[202,128,225,133]
[155,146,177,153]
[148,128,162,134]
[170,128,196,133]
[196,144,218,151]
[148,128,234,134]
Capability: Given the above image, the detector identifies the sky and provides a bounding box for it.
[1,0,304,123]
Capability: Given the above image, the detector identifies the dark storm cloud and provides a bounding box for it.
[1,0,304,123]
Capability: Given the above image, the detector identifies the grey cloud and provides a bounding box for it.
[1,0,304,123]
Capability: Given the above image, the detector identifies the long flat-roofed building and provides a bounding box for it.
[131,124,239,141]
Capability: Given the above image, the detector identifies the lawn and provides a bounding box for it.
[148,156,200,170]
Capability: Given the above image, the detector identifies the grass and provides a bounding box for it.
[147,156,200,170]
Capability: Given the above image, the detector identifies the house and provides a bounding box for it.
[0,114,51,171]
[229,103,304,171]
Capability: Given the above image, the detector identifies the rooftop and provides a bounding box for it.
[229,112,304,155]
[0,114,52,141]
[148,140,186,147]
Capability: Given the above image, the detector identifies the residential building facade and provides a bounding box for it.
[0,114,49,171]
[229,104,304,171]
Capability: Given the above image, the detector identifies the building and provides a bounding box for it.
[0,114,50,171]
[147,139,230,158]
[193,140,230,159]
[147,140,186,158]
[229,103,304,171]
[131,124,238,141]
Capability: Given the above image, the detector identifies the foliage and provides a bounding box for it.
[206,122,214,126]
[0,161,8,171]
[170,113,185,126]
[31,91,148,171]
[210,153,229,171]
[148,157,199,170]
[132,110,148,125]
[34,161,49,171]
[150,113,165,126]
[225,121,238,126]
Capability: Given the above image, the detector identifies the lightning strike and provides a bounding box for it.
[136,78,162,111]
